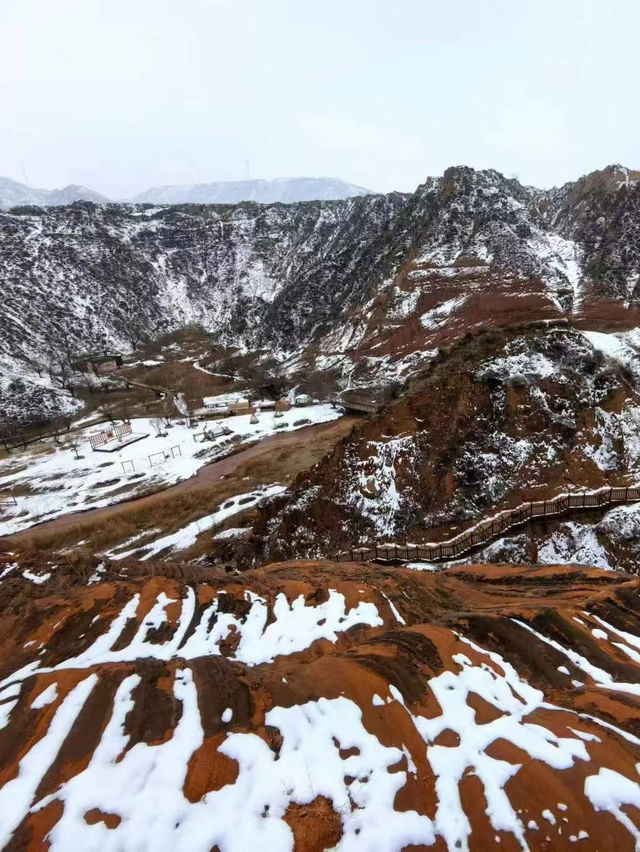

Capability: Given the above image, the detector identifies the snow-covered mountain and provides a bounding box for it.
[1,164,639,423]
[131,176,372,204]
[0,175,371,210]
[0,177,108,210]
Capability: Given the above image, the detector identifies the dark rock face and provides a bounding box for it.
[544,165,640,303]
[1,165,639,421]
[243,325,640,565]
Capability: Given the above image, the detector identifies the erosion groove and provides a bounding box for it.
[3,561,640,849]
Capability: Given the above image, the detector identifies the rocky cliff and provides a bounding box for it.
[1,164,639,422]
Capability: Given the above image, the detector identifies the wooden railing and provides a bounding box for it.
[330,395,383,415]
[334,485,640,565]
[89,421,133,450]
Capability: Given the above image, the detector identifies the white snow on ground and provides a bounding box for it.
[537,522,613,571]
[582,329,640,375]
[0,700,17,731]
[34,674,436,852]
[597,502,640,546]
[583,407,622,471]
[22,569,52,585]
[0,353,84,422]
[350,348,438,388]
[0,681,21,730]
[541,233,583,312]
[582,329,640,394]
[2,588,382,676]
[348,436,415,537]
[584,768,640,845]
[575,401,640,472]
[479,348,557,382]
[419,296,467,330]
[0,404,341,535]
[589,613,640,666]
[30,683,58,709]
[407,635,591,850]
[382,592,406,625]
[0,562,17,581]
[582,331,635,362]
[514,616,640,698]
[110,485,285,560]
[213,526,248,540]
[388,286,421,319]
[5,617,640,848]
[0,674,97,849]
[406,562,439,572]
[103,529,162,559]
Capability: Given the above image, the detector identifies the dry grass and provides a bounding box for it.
[13,418,354,565]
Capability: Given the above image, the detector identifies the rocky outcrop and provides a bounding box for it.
[246,324,640,564]
[2,558,640,849]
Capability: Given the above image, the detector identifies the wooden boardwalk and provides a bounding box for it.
[334,485,640,565]
[330,394,383,415]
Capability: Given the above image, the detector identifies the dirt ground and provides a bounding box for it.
[2,560,640,849]
[4,416,356,562]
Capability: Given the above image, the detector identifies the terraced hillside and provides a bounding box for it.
[2,557,640,849]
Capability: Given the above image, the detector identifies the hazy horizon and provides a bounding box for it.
[1,0,638,198]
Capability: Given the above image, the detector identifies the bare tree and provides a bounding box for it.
[69,439,84,460]
[162,398,173,428]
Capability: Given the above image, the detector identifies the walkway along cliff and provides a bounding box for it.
[334,485,640,564]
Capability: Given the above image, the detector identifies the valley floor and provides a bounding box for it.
[1,416,355,566]
[0,404,342,537]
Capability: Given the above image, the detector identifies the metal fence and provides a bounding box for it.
[334,485,640,565]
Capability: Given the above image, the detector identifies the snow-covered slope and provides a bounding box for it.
[2,559,640,849]
[1,164,639,422]
[247,324,640,566]
[132,176,372,204]
[543,165,640,303]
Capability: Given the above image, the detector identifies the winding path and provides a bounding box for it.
[3,417,355,544]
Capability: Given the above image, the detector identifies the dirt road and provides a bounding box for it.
[4,416,356,545]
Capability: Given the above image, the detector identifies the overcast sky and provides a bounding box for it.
[1,0,638,198]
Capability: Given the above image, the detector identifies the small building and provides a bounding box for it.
[202,397,230,415]
[228,398,253,416]
[274,398,291,413]
[72,353,123,376]
[294,393,312,406]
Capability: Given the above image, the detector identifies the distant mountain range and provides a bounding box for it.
[131,177,372,204]
[2,162,639,426]
[0,177,108,209]
[0,176,372,209]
